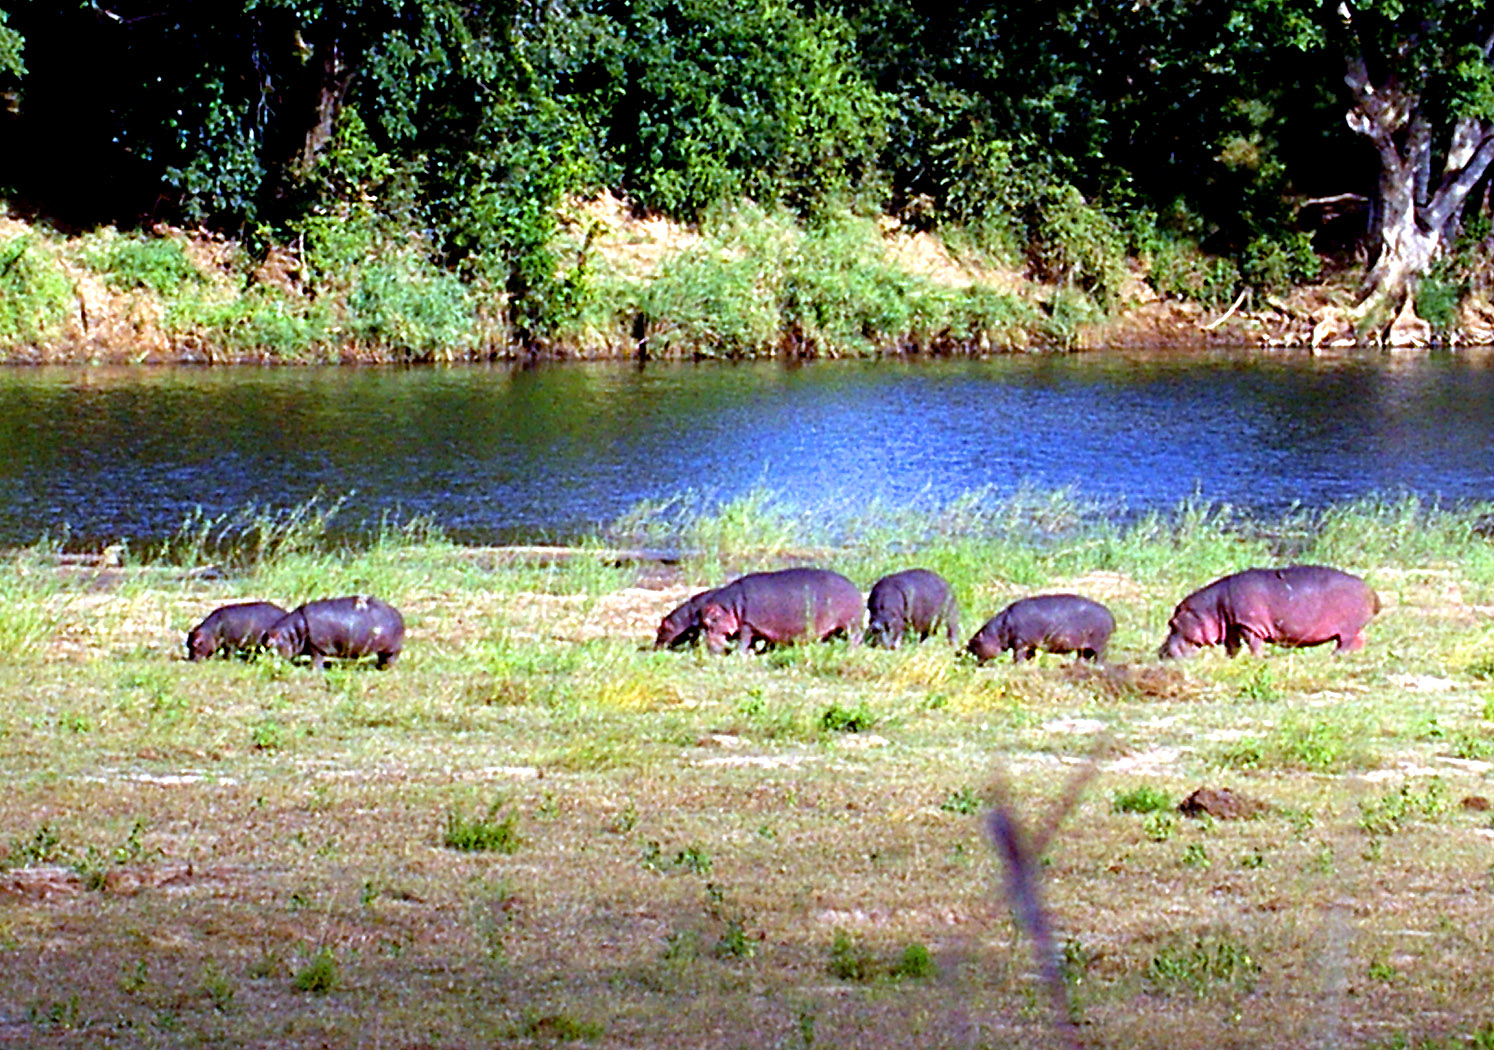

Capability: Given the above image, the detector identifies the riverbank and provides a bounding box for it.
[1,498,1492,1048]
[7,201,1474,364]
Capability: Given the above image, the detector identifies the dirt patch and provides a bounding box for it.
[571,190,701,279]
[1177,786,1272,820]
[1061,661,1198,702]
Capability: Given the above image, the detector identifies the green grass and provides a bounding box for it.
[0,492,1492,1047]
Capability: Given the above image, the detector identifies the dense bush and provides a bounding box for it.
[0,233,73,350]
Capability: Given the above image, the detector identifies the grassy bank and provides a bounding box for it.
[2,198,1245,364]
[1,492,1493,1048]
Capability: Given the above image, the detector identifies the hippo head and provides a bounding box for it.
[865,616,896,649]
[1157,610,1209,659]
[699,603,739,655]
[654,610,692,649]
[185,626,211,661]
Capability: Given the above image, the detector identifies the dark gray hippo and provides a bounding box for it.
[185,601,288,661]
[1158,565,1379,659]
[967,594,1115,664]
[698,568,864,656]
[653,588,719,649]
[866,568,959,648]
[266,595,406,669]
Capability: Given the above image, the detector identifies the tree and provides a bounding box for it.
[1321,0,1494,317]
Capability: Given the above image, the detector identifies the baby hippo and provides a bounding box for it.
[967,594,1115,664]
[866,568,959,648]
[185,601,288,661]
[653,588,719,649]
[266,595,405,669]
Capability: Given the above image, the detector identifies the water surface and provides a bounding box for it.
[3,350,1493,547]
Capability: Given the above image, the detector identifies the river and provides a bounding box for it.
[2,349,1492,548]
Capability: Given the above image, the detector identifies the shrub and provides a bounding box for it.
[291,948,338,994]
[1111,785,1174,814]
[1148,237,1241,308]
[1028,184,1129,307]
[443,802,521,853]
[0,234,73,349]
[1240,232,1320,294]
[89,235,205,296]
[348,256,475,360]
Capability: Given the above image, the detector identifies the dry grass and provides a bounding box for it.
[0,541,1491,1049]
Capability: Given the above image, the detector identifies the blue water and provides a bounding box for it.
[1,350,1492,547]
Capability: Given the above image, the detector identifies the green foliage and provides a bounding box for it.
[0,234,72,350]
[1147,237,1242,309]
[175,289,329,358]
[1240,232,1321,294]
[1143,812,1177,842]
[518,1010,604,1042]
[1218,718,1363,774]
[443,801,521,853]
[940,786,982,815]
[291,947,338,995]
[250,720,284,752]
[820,702,877,734]
[1358,779,1450,837]
[1028,184,1129,306]
[1145,934,1260,996]
[827,930,936,981]
[3,823,66,868]
[894,942,936,979]
[607,0,889,218]
[87,234,204,296]
[1111,785,1174,814]
[348,257,475,360]
[828,928,878,981]
[0,8,24,79]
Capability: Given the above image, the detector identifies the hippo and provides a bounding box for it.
[266,595,406,669]
[866,568,959,648]
[698,568,864,656]
[1158,565,1379,659]
[654,588,719,649]
[185,601,288,661]
[966,594,1115,664]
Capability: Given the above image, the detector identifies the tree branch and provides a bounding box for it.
[1426,128,1494,230]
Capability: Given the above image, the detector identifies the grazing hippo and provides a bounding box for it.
[699,568,864,656]
[266,595,406,669]
[1158,565,1379,659]
[967,594,1115,664]
[185,601,288,661]
[654,588,719,649]
[866,568,959,648]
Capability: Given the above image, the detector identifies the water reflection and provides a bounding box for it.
[0,350,1491,547]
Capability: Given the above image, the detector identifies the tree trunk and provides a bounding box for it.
[300,35,354,173]
[1356,157,1443,322]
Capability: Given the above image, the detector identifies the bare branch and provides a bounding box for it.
[1202,290,1249,331]
[986,751,1103,1050]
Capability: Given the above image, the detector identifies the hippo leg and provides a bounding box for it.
[1013,647,1035,663]
[377,651,399,669]
[736,623,756,657]
[1336,630,1367,653]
